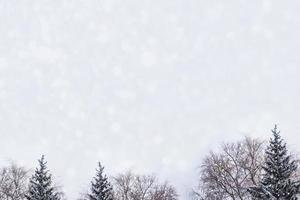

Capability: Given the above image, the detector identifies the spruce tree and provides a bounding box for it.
[249,125,300,199]
[87,162,113,200]
[26,155,61,200]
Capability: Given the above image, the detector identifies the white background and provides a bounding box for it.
[0,0,300,199]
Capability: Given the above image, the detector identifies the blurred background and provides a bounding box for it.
[0,0,300,199]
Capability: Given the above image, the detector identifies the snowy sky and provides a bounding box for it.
[0,0,300,199]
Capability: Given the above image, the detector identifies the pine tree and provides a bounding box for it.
[249,125,300,200]
[26,155,61,200]
[87,162,114,200]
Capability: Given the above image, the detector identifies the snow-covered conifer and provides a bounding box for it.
[249,125,299,199]
[26,155,61,200]
[87,162,113,200]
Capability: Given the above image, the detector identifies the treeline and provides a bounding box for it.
[192,125,300,200]
[0,158,178,200]
[0,125,299,200]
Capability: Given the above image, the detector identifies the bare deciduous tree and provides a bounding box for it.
[113,171,178,200]
[193,137,265,200]
[150,182,178,200]
[0,163,29,200]
[113,171,134,200]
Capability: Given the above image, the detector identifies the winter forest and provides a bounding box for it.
[1,0,300,200]
[1,125,299,199]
